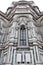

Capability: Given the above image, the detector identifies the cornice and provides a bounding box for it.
[0,1,43,22]
[0,42,43,50]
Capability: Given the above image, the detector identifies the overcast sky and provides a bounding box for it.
[0,0,43,13]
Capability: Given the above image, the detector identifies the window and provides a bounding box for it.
[17,53,21,63]
[16,51,31,64]
[26,53,30,63]
[20,25,26,46]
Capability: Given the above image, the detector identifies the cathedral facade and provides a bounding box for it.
[0,0,43,65]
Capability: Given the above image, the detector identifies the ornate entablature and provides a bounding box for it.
[0,0,43,65]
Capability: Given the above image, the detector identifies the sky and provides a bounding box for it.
[0,0,43,13]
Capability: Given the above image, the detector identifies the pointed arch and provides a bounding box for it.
[20,25,26,46]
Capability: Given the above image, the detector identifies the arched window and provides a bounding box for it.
[20,25,26,46]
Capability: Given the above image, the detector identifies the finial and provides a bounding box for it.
[19,0,26,2]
